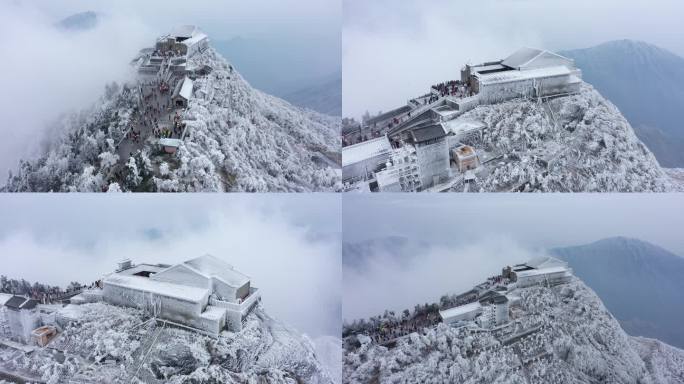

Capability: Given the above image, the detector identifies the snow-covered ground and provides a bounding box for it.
[446,84,682,192]
[3,43,341,192]
[343,278,684,383]
[0,303,337,383]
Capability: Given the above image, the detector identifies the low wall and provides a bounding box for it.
[209,288,261,331]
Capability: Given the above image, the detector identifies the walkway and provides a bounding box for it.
[117,79,182,164]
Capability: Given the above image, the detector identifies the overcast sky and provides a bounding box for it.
[342,194,684,321]
[343,0,684,119]
[0,194,341,339]
[0,0,340,179]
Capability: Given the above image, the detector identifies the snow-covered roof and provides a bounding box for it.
[183,254,250,288]
[477,65,572,85]
[439,301,482,320]
[159,138,183,147]
[0,293,13,306]
[432,104,459,117]
[502,48,573,70]
[200,306,227,321]
[173,77,193,100]
[472,63,507,74]
[117,263,167,276]
[444,119,486,135]
[105,274,209,303]
[411,123,447,143]
[182,32,208,47]
[4,295,38,310]
[524,256,568,270]
[342,136,392,167]
[502,47,543,68]
[171,25,199,39]
[365,105,412,125]
[515,266,570,279]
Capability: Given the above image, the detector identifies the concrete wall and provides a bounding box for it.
[103,283,208,326]
[343,155,390,182]
[442,307,482,325]
[212,279,249,302]
[480,74,580,104]
[514,270,571,288]
[415,138,450,188]
[495,302,509,325]
[209,288,261,332]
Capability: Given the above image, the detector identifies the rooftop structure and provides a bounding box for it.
[5,296,38,311]
[503,256,573,288]
[342,135,393,183]
[410,123,447,144]
[464,48,582,104]
[102,255,261,336]
[439,302,482,325]
[0,293,15,306]
[501,47,573,71]
[156,25,209,57]
[170,25,199,40]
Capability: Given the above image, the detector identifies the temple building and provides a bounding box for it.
[503,256,573,288]
[102,255,261,336]
[462,47,582,104]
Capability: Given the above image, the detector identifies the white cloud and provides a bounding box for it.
[0,195,341,338]
[0,2,154,177]
[342,236,536,320]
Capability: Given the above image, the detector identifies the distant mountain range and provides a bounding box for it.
[344,254,684,383]
[214,37,341,115]
[342,236,431,271]
[552,237,684,349]
[282,72,341,116]
[561,40,684,167]
[53,13,341,116]
[56,11,99,31]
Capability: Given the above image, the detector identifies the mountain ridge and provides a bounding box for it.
[551,236,684,349]
[343,273,684,383]
[3,34,341,192]
[560,39,684,167]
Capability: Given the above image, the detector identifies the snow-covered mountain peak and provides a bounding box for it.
[343,275,684,383]
[3,28,341,192]
[452,83,682,192]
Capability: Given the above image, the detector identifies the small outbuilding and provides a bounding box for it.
[452,145,480,172]
[31,326,58,347]
[159,138,183,154]
[439,301,482,325]
[4,296,40,344]
[172,77,193,108]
